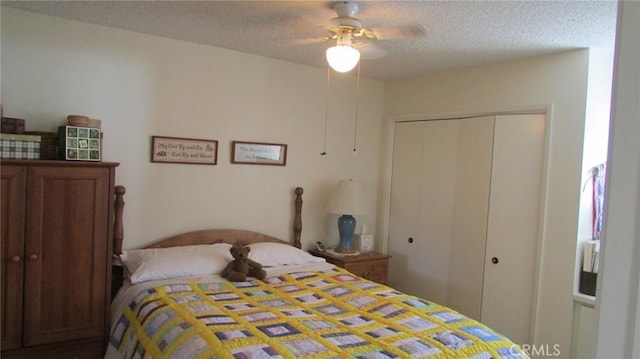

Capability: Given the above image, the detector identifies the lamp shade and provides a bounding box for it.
[327,179,367,254]
[326,45,361,73]
[326,179,368,215]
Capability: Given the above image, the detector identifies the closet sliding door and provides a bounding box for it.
[446,117,494,320]
[388,116,494,307]
[481,114,545,344]
[387,113,544,345]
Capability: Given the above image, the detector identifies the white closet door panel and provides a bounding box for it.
[388,120,458,302]
[388,122,426,292]
[417,121,458,303]
[481,114,545,344]
[447,116,494,320]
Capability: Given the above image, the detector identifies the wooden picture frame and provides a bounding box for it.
[151,136,218,165]
[231,141,287,166]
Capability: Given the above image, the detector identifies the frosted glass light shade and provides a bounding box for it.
[326,45,361,73]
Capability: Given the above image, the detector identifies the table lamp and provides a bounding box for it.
[326,179,367,253]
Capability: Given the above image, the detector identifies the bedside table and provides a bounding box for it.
[309,249,391,284]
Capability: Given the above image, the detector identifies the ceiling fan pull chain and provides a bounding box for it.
[353,61,361,153]
[321,63,331,156]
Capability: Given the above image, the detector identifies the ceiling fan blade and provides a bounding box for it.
[366,24,427,40]
[292,2,337,29]
[290,35,332,45]
[292,1,423,63]
[355,41,388,60]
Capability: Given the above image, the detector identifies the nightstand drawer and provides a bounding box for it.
[308,250,391,285]
[344,260,389,284]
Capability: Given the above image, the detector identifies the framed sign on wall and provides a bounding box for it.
[151,136,218,165]
[231,141,287,166]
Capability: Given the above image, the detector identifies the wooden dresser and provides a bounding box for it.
[1,160,118,358]
[309,249,391,284]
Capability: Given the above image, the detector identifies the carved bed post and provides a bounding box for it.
[293,187,303,248]
[113,185,126,254]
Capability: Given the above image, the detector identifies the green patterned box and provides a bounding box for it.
[0,133,41,159]
[58,125,101,161]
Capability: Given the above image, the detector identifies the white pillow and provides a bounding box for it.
[121,243,233,283]
[248,242,326,267]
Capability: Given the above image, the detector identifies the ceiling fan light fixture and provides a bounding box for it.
[326,44,360,73]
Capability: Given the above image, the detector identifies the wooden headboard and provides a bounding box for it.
[112,186,304,253]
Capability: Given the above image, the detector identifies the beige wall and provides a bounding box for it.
[1,8,385,251]
[383,51,591,356]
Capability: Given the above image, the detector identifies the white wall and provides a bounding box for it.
[574,46,615,299]
[383,51,591,356]
[1,8,385,250]
[594,1,640,357]
[570,33,615,359]
[577,47,615,244]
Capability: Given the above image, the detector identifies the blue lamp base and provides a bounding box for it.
[336,214,357,253]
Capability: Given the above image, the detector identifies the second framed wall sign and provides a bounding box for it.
[231,141,287,166]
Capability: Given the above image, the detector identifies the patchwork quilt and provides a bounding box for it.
[106,266,526,358]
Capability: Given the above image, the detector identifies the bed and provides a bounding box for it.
[106,187,526,358]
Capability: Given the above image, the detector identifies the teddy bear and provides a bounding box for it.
[221,245,266,281]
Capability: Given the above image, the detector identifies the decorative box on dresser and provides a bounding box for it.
[309,249,391,285]
[1,160,119,358]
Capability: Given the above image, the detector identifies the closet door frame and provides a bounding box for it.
[379,109,550,346]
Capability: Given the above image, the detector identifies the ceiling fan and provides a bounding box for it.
[318,1,427,72]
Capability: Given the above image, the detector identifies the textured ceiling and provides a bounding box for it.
[2,0,619,80]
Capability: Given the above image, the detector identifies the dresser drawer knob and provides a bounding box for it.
[11,256,20,263]
[29,253,38,260]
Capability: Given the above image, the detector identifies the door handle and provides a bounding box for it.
[491,257,499,264]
